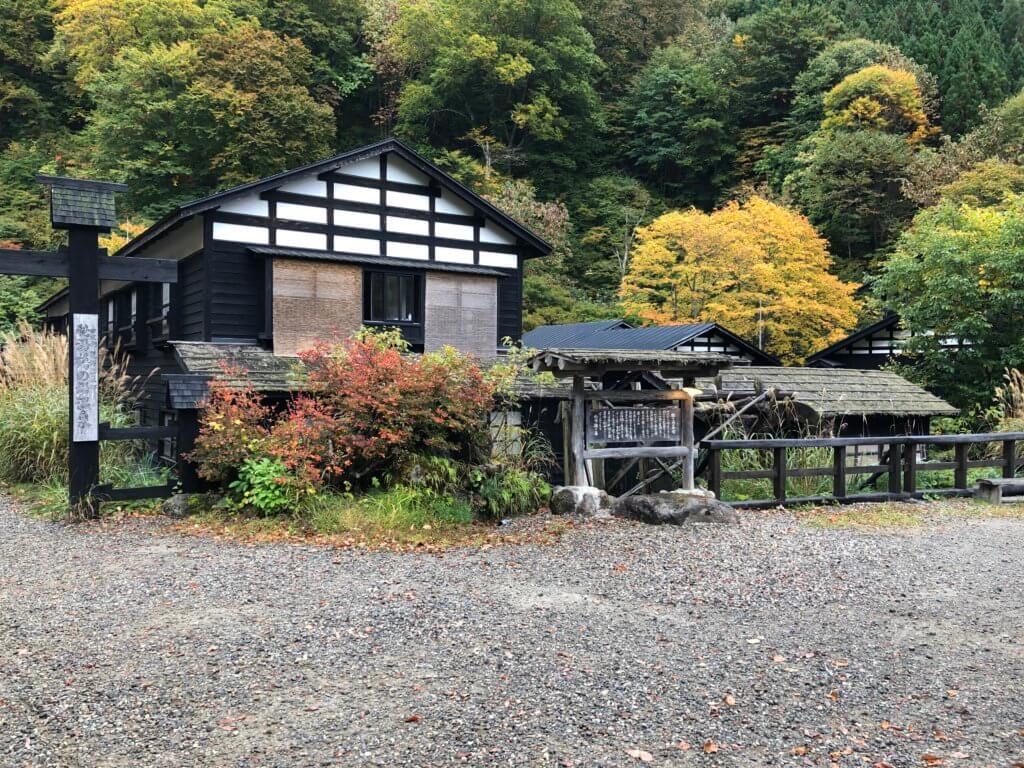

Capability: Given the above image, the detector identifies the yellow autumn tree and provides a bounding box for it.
[619,196,860,363]
[821,65,935,144]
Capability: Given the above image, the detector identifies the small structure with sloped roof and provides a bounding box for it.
[694,366,957,437]
[522,320,778,364]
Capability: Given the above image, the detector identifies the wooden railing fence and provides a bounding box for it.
[702,432,1024,508]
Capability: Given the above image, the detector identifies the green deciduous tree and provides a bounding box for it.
[618,45,737,207]
[1,0,60,143]
[875,195,1024,408]
[377,0,603,188]
[80,23,334,215]
[566,173,655,297]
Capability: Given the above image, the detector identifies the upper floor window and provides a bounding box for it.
[117,288,138,348]
[104,298,116,348]
[365,271,420,325]
[148,282,171,342]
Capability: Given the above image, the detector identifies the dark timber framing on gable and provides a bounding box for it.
[807,313,974,370]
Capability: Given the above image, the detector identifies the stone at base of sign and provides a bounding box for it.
[550,485,612,518]
[612,491,739,525]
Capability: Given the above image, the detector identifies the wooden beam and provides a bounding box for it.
[99,256,178,284]
[0,249,177,283]
[583,445,692,460]
[92,482,174,502]
[98,423,178,441]
[571,376,587,486]
[0,248,70,277]
[583,389,693,402]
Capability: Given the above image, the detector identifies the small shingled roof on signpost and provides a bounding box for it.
[35,175,129,230]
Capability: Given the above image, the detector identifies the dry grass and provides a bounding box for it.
[0,321,149,401]
[171,505,571,552]
[792,498,1024,530]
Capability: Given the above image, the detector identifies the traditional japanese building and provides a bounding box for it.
[39,138,551,441]
[806,312,972,369]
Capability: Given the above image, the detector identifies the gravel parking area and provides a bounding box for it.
[2,497,1023,767]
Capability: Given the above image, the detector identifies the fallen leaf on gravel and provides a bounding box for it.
[933,730,949,741]
[613,563,628,573]
[703,741,718,753]
[772,654,786,663]
[625,748,652,762]
[946,689,958,698]
[949,752,968,759]
[675,741,691,751]
[792,746,808,755]
[833,659,849,668]
[921,755,944,765]
[827,690,839,701]
[873,762,894,768]
[723,694,736,706]
[880,721,891,730]
[405,715,421,723]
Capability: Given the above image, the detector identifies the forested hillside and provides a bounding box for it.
[2,0,1024,408]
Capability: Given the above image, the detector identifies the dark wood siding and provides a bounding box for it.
[179,252,205,341]
[207,242,262,341]
[497,266,523,344]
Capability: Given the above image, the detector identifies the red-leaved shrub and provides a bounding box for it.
[188,365,271,482]
[190,331,495,490]
[296,333,494,482]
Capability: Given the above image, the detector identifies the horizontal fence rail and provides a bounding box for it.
[702,432,1024,508]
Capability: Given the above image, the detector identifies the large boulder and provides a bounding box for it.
[549,485,612,518]
[611,490,739,525]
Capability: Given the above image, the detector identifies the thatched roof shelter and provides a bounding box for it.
[694,366,957,419]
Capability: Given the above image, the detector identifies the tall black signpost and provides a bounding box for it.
[0,176,178,511]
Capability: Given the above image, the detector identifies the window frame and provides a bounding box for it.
[362,270,423,327]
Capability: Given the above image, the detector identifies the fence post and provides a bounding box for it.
[954,442,969,489]
[708,447,722,499]
[833,445,847,499]
[888,442,902,495]
[773,446,787,503]
[1003,439,1016,479]
[904,440,917,496]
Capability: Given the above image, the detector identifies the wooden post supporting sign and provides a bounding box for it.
[0,176,177,509]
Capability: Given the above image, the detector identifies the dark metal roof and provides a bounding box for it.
[521,319,632,349]
[522,321,779,363]
[566,324,715,350]
[694,366,957,418]
[248,246,506,277]
[118,137,552,259]
[36,175,128,230]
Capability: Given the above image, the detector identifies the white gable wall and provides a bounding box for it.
[208,151,523,272]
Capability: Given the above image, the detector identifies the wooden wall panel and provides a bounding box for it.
[424,274,497,358]
[272,259,362,356]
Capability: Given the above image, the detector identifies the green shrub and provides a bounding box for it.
[469,466,551,520]
[304,485,474,536]
[227,457,307,516]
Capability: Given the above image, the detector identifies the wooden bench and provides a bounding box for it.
[975,478,1024,504]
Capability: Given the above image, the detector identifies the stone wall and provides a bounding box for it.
[272,259,362,356]
[424,274,497,358]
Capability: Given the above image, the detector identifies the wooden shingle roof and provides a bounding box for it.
[695,366,957,418]
[36,175,128,230]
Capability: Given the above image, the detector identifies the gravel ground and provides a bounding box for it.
[2,497,1023,768]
